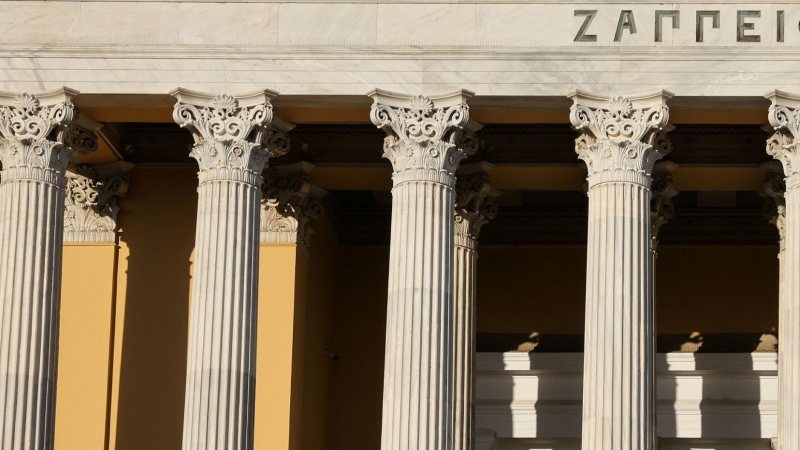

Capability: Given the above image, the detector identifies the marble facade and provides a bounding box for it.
[0,1,797,450]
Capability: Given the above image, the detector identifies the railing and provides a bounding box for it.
[476,352,777,450]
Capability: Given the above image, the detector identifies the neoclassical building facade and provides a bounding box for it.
[1,2,799,450]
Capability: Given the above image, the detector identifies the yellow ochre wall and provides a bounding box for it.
[321,243,780,450]
[56,243,118,450]
[109,166,197,450]
[53,164,781,450]
[255,244,308,450]
[54,163,342,450]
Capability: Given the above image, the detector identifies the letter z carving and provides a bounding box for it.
[574,10,598,42]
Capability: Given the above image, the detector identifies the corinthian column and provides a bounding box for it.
[64,162,132,244]
[453,163,498,450]
[568,90,673,450]
[370,89,478,450]
[172,88,286,450]
[261,161,326,258]
[0,88,79,450]
[765,90,800,450]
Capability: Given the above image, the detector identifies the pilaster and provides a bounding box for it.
[453,162,498,450]
[0,88,79,450]
[568,90,673,450]
[173,88,285,450]
[369,89,478,450]
[765,90,800,450]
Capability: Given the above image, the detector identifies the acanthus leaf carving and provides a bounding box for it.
[0,89,79,185]
[766,91,800,190]
[172,89,284,186]
[64,163,131,243]
[369,90,479,186]
[70,115,102,162]
[454,170,499,248]
[761,170,787,251]
[569,91,673,188]
[650,170,678,250]
[260,163,326,258]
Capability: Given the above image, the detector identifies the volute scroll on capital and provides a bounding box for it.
[454,163,500,248]
[568,90,674,188]
[766,90,800,190]
[64,161,133,244]
[261,162,327,258]
[0,88,83,186]
[171,88,287,186]
[650,162,679,251]
[761,161,787,250]
[368,89,481,187]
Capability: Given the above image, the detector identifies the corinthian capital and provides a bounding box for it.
[760,161,787,250]
[71,114,102,162]
[568,90,674,188]
[0,88,79,185]
[369,89,481,186]
[454,162,500,249]
[766,90,800,190]
[64,162,133,243]
[261,162,327,258]
[650,162,679,250]
[172,88,286,186]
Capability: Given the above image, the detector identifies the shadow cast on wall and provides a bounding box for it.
[113,167,197,450]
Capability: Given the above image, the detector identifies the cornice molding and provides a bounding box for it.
[64,161,133,243]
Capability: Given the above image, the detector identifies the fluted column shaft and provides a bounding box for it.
[173,89,285,450]
[778,185,799,448]
[583,180,655,450]
[452,170,497,450]
[183,175,261,449]
[0,90,77,450]
[452,239,476,450]
[765,91,800,450]
[370,90,478,450]
[569,90,673,450]
[383,177,455,450]
[0,176,65,450]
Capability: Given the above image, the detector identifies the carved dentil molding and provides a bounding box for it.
[650,162,679,250]
[0,88,80,186]
[261,162,327,258]
[172,88,288,187]
[766,90,800,190]
[369,89,481,187]
[454,163,500,249]
[568,90,674,188]
[64,162,132,243]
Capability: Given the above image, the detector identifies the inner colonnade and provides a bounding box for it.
[0,86,796,450]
